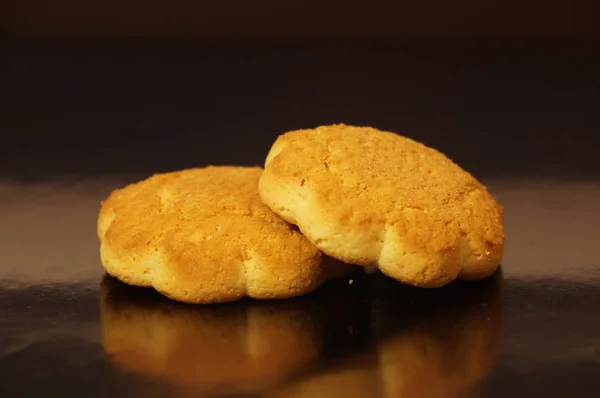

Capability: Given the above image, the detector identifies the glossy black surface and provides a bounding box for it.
[1,41,600,397]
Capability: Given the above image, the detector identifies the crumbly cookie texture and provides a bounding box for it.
[259,124,504,288]
[97,166,353,304]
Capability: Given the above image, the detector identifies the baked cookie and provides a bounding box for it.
[97,166,354,304]
[259,124,504,288]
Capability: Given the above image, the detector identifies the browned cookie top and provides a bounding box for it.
[98,166,337,303]
[259,124,504,287]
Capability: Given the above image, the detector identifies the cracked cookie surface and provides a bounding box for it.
[97,166,348,303]
[259,124,504,288]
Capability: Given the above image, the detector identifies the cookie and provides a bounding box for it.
[259,124,504,288]
[97,166,354,304]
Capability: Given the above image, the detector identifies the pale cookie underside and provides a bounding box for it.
[259,124,505,288]
[97,166,353,304]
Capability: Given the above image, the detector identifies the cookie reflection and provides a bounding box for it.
[270,270,504,398]
[99,273,369,397]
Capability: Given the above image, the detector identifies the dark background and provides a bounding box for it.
[1,1,598,39]
[1,0,599,180]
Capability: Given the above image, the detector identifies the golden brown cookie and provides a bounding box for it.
[259,124,504,288]
[97,166,354,304]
